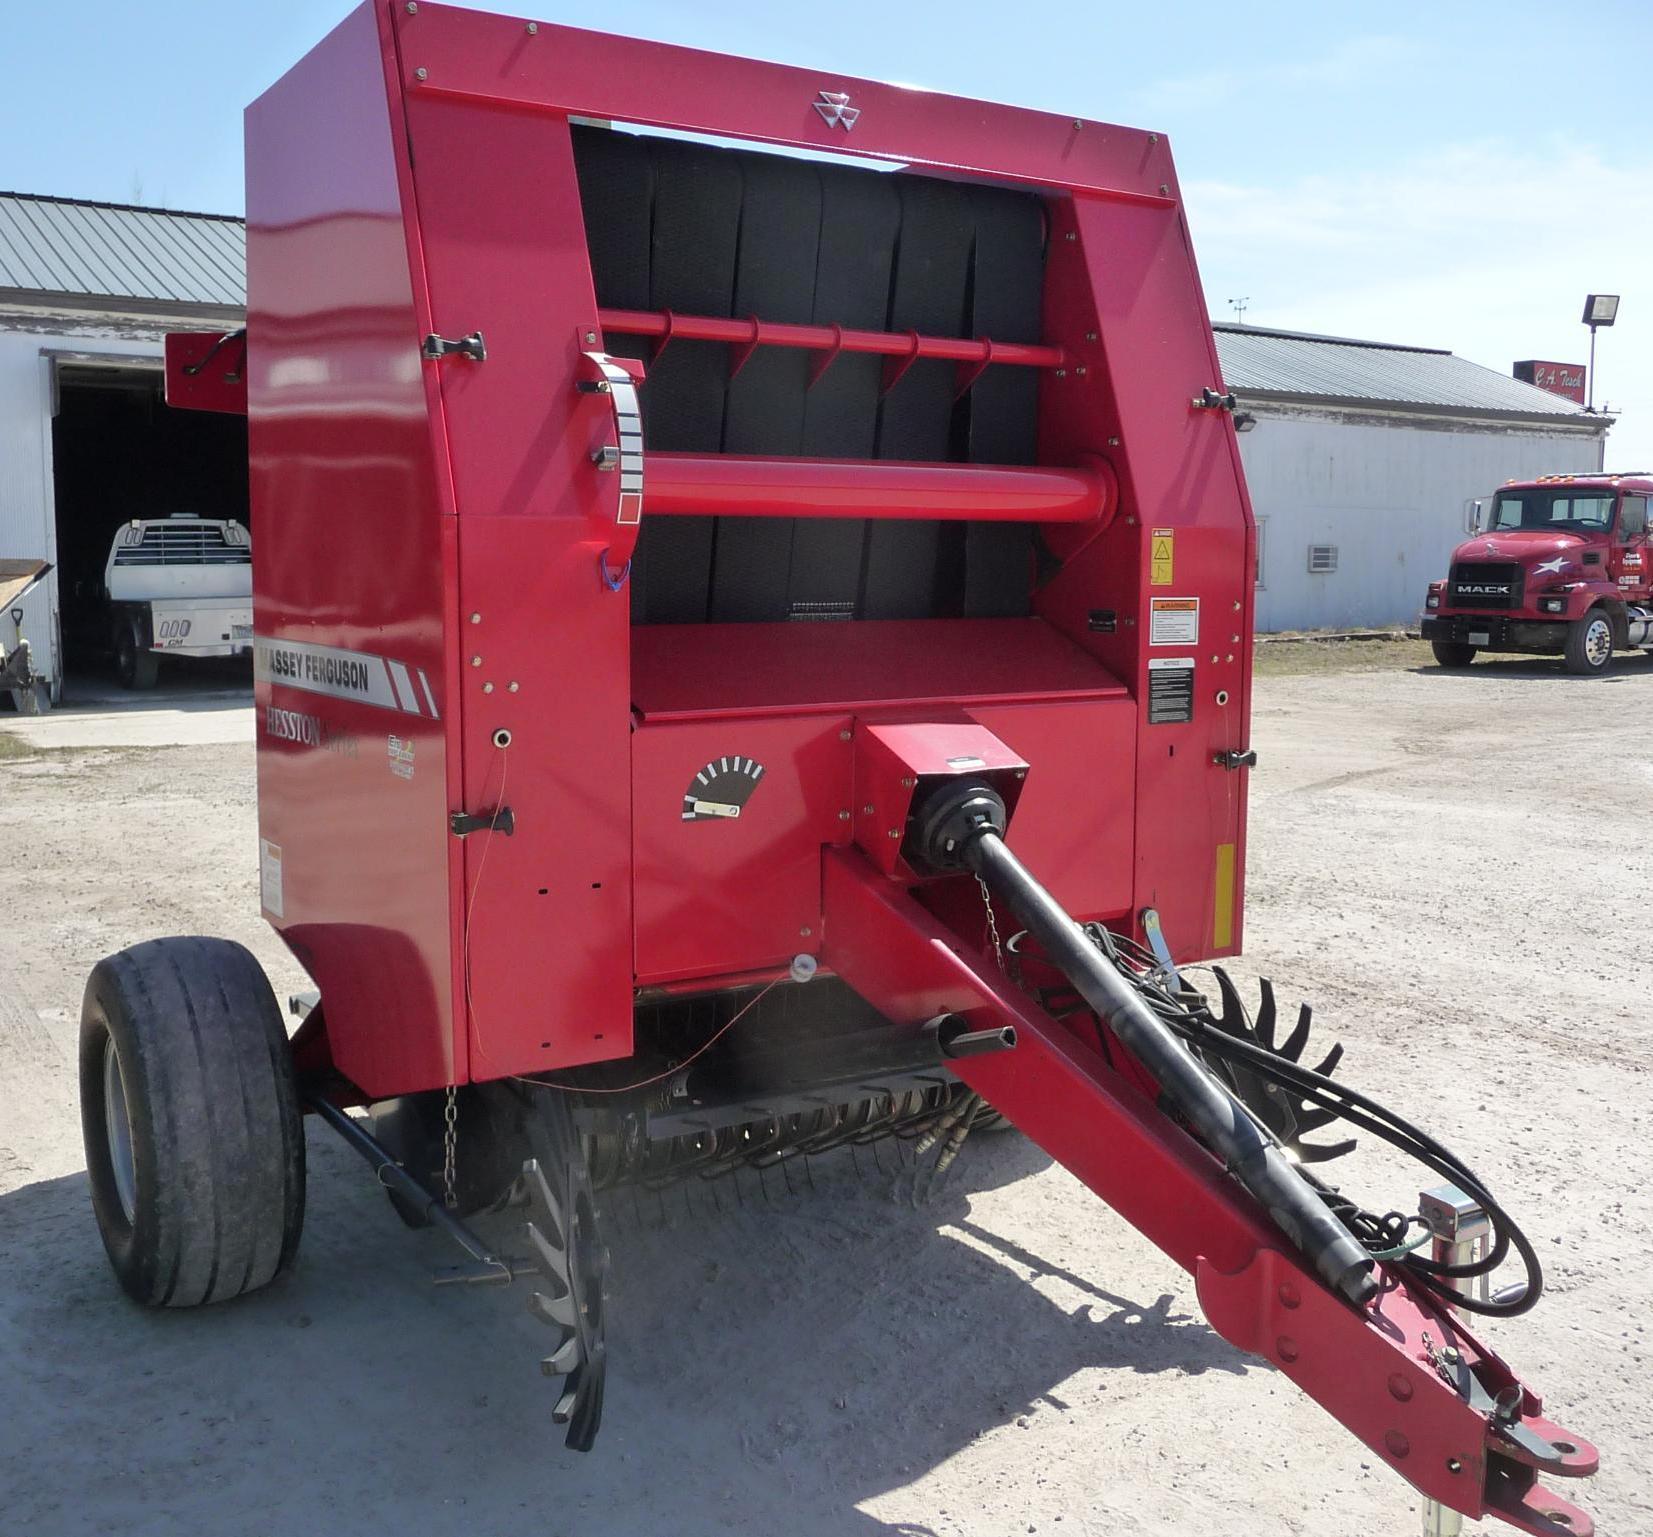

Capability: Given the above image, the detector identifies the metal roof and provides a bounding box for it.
[1214,322,1597,424]
[0,192,244,309]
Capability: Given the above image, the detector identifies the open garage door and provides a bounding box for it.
[48,355,248,694]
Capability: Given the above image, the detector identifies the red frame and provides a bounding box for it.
[213,6,1597,1525]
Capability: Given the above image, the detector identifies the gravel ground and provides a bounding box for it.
[1,654,1648,1536]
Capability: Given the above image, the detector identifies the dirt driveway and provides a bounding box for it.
[1,653,1648,1536]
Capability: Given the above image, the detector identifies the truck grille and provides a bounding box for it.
[1448,561,1522,610]
[112,523,250,566]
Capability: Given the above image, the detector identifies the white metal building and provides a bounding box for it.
[0,193,245,700]
[1217,324,1611,631]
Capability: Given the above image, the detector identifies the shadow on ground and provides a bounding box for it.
[0,1124,1245,1536]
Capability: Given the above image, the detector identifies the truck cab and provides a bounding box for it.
[103,513,253,689]
[1421,473,1653,674]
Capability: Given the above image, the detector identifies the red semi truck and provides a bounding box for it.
[1421,473,1653,675]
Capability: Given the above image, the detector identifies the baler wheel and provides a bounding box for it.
[78,937,306,1306]
[521,1096,608,1451]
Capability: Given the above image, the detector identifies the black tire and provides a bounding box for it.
[1563,609,1614,676]
[115,623,159,690]
[79,937,306,1307]
[1431,640,1477,668]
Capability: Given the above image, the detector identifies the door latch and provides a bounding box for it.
[450,806,515,837]
[423,331,488,363]
[1214,749,1257,770]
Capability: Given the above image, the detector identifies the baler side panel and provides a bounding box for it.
[246,1,460,1097]
[399,93,635,1074]
[1035,194,1254,962]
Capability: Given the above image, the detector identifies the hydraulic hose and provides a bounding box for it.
[962,828,1379,1307]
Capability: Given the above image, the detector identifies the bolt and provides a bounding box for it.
[1277,1282,1301,1310]
[1211,654,1219,664]
[584,330,597,344]
[1442,1347,1463,1366]
[1072,118,1083,130]
[1232,600,1241,612]
[1107,435,1120,446]
[1125,516,1137,526]
[470,612,482,624]
[799,926,811,937]
[482,681,494,694]
[1158,182,1170,196]
[1388,1373,1414,1402]
[1085,331,1098,342]
[900,777,915,788]
[887,829,900,840]
[1148,133,1158,146]
[1275,1336,1299,1363]
[1076,365,1088,376]
[1226,653,1234,663]
[414,67,428,81]
[1446,1458,1463,1474]
[1385,1431,1410,1460]
[508,681,520,693]
[404,1,417,11]
[1231,634,1240,643]
[470,655,482,667]
[862,804,876,815]
[1054,368,1067,379]
[838,809,850,821]
[839,729,852,742]
[1064,231,1077,242]
[526,20,538,32]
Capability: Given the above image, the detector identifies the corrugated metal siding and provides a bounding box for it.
[1241,414,1604,631]
[1216,325,1588,421]
[0,194,244,307]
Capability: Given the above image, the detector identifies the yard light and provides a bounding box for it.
[1581,294,1620,412]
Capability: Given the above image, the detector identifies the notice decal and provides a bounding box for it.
[1150,596,1200,645]
[1148,656,1195,725]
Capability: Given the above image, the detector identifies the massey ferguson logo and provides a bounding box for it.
[813,90,860,130]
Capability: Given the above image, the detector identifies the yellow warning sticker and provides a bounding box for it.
[1213,841,1236,951]
[1150,527,1175,586]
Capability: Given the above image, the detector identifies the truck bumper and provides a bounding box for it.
[149,599,254,656]
[1421,614,1568,653]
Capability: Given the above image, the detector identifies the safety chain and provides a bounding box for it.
[977,875,1006,974]
[442,1084,458,1210]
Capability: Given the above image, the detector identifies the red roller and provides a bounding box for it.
[645,453,1114,524]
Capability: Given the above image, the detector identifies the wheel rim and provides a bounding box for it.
[1585,617,1612,666]
[102,1034,138,1224]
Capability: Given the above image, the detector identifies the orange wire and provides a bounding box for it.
[513,976,783,1096]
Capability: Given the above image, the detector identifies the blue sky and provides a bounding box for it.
[3,0,1650,465]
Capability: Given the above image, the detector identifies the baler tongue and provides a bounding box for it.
[817,725,1596,1533]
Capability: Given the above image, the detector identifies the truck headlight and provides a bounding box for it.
[1538,596,1566,614]
[1426,594,1440,609]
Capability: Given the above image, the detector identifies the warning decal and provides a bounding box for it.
[1150,596,1200,646]
[259,838,284,919]
[1150,527,1175,586]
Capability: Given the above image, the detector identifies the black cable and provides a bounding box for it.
[1016,924,1543,1318]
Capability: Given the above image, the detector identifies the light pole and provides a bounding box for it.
[1581,293,1619,412]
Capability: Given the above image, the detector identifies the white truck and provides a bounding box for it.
[104,514,253,689]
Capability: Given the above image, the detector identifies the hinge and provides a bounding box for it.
[1214,749,1257,770]
[450,806,515,837]
[1192,386,1238,412]
[423,331,488,362]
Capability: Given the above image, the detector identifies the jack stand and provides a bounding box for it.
[1418,1183,1491,1537]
